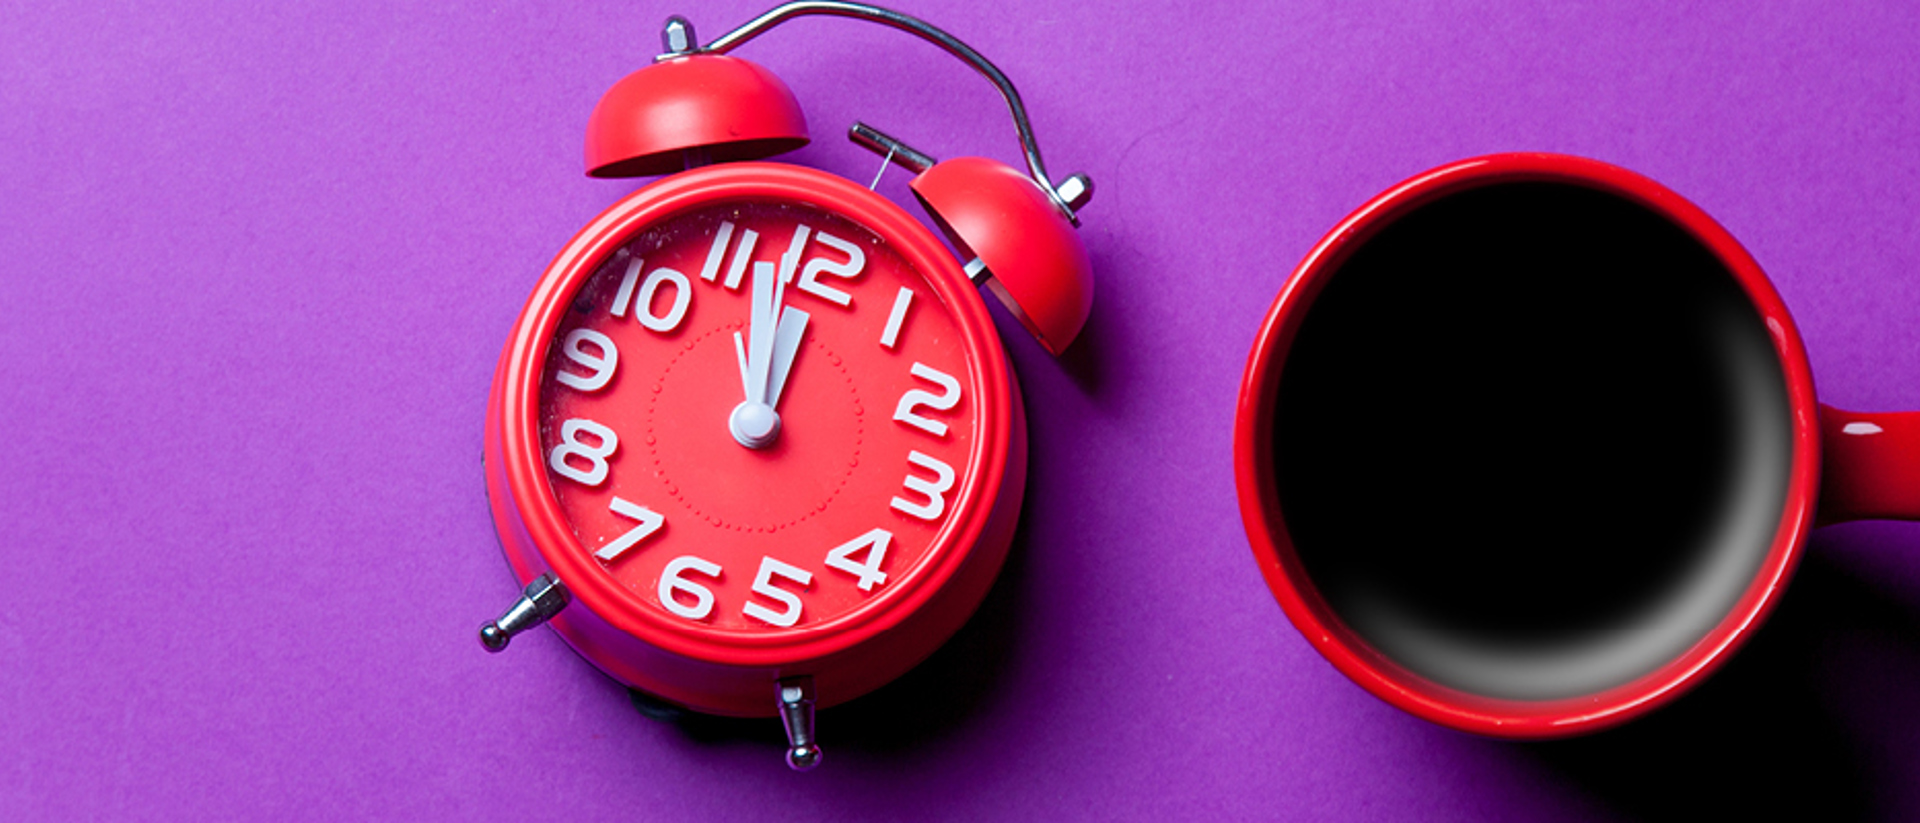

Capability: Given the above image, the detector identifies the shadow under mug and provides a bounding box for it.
[1234,153,1920,737]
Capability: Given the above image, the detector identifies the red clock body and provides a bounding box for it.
[484,163,1027,716]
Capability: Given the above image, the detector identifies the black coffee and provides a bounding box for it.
[1273,182,1793,700]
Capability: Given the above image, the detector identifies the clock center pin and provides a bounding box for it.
[729,400,781,449]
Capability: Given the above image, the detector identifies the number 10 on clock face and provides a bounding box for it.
[487,166,1026,717]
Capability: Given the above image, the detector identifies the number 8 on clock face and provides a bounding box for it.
[484,164,1028,717]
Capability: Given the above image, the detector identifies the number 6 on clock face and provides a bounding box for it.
[486,165,1028,719]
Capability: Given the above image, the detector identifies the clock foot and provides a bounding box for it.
[777,676,822,771]
[479,573,571,653]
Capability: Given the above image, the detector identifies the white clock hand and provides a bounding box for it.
[734,330,753,401]
[767,305,809,408]
[731,259,782,449]
[747,260,778,405]
[730,225,814,449]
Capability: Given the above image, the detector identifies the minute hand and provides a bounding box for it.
[759,224,812,407]
[757,226,812,397]
[767,304,809,407]
[742,259,780,405]
[728,258,785,450]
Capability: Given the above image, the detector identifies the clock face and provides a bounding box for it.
[530,193,993,647]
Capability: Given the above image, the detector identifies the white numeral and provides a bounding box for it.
[891,451,956,521]
[778,225,812,287]
[732,229,763,290]
[595,497,664,561]
[549,418,618,486]
[743,556,812,628]
[555,328,618,392]
[636,268,691,332]
[659,556,722,620]
[880,287,914,348]
[894,363,962,437]
[612,258,691,333]
[796,230,865,307]
[698,220,736,282]
[825,529,893,592]
[610,256,643,316]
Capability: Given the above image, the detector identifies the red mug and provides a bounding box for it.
[1234,153,1920,737]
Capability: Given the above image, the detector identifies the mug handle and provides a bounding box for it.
[1817,404,1920,524]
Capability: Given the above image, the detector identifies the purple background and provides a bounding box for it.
[5,1,1918,820]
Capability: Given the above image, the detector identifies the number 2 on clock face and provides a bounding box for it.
[534,201,979,634]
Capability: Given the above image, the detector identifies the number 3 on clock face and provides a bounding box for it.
[486,165,1025,717]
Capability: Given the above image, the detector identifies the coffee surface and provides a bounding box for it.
[1274,182,1792,700]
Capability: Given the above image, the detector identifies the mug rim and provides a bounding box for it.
[1233,152,1823,737]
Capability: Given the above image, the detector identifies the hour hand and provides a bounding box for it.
[734,330,752,402]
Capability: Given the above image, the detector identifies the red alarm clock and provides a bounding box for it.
[477,2,1094,770]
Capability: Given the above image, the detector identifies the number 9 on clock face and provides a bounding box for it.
[484,164,1027,717]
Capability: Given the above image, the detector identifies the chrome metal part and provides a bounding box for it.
[479,573,572,653]
[777,676,822,771]
[849,121,936,174]
[1055,173,1094,213]
[693,2,1087,220]
[661,16,698,56]
[963,256,991,286]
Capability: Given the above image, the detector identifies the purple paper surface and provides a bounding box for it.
[3,1,1917,820]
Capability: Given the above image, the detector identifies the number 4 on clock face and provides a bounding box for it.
[825,528,892,592]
